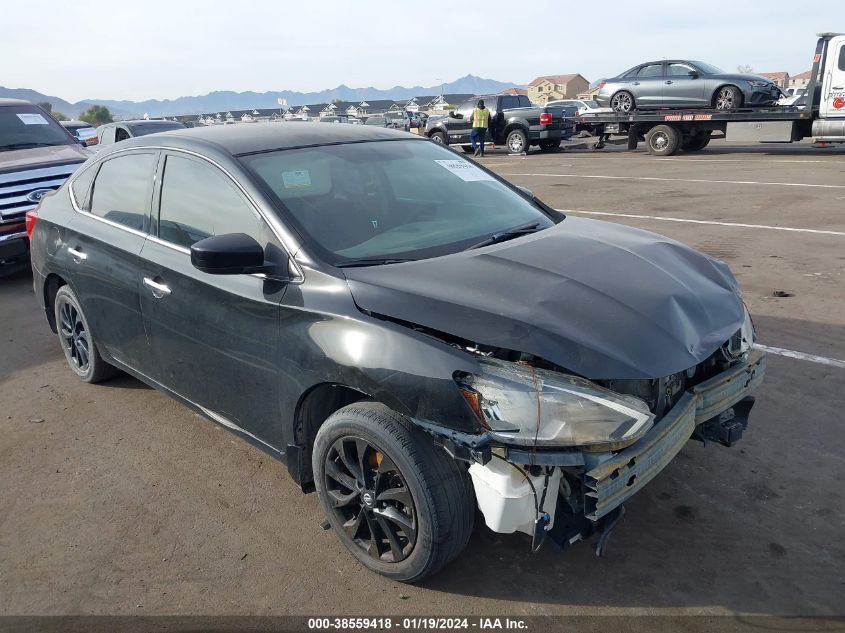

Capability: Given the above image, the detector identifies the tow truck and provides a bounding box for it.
[577,33,845,156]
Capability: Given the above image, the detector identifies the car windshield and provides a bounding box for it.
[126,121,185,136]
[692,61,725,75]
[241,139,555,265]
[0,105,74,151]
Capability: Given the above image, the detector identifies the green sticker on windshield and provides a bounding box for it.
[282,170,312,189]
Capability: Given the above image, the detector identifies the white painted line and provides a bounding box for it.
[502,172,845,190]
[754,344,845,370]
[555,209,845,237]
[496,156,842,165]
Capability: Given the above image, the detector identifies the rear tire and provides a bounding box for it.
[645,125,681,156]
[54,285,118,383]
[714,85,742,110]
[429,131,447,144]
[610,91,636,113]
[313,402,474,582]
[506,128,528,154]
[682,132,712,151]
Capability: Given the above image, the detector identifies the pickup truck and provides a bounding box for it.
[425,94,577,154]
[0,99,90,276]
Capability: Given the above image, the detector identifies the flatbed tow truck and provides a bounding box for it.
[577,33,845,156]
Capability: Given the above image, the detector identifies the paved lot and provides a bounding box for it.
[1,139,844,620]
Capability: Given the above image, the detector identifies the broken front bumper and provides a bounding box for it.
[584,349,766,521]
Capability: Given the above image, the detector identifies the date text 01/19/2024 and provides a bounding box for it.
[307,617,529,630]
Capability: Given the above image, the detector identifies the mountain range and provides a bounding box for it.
[0,75,518,119]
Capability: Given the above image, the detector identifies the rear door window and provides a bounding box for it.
[157,154,261,249]
[88,152,157,232]
[638,64,665,78]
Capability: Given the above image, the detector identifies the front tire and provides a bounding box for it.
[313,402,474,582]
[714,85,742,110]
[610,91,635,113]
[54,285,118,383]
[429,131,447,144]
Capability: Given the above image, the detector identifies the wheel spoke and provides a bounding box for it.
[354,439,373,489]
[376,506,417,545]
[327,487,360,508]
[338,440,364,485]
[325,458,358,492]
[342,510,364,540]
[375,516,405,562]
[362,511,383,558]
[376,486,412,507]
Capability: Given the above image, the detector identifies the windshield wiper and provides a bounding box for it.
[335,258,417,268]
[468,222,542,250]
[0,142,58,152]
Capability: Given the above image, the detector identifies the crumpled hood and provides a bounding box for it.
[343,217,745,380]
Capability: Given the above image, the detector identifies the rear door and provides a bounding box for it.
[63,150,157,372]
[821,37,845,118]
[664,62,707,107]
[138,151,288,445]
[631,63,667,107]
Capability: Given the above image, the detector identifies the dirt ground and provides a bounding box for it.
[1,138,844,624]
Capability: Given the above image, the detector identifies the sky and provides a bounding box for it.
[0,0,835,103]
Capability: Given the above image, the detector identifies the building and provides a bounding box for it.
[789,70,813,90]
[527,74,590,104]
[759,72,790,90]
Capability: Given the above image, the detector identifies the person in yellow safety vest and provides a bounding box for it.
[469,99,490,157]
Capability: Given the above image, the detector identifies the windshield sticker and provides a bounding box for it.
[434,159,495,182]
[16,113,50,125]
[282,170,312,189]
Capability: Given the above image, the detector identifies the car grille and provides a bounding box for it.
[0,163,80,226]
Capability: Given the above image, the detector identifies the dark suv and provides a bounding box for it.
[0,99,89,274]
[30,123,764,582]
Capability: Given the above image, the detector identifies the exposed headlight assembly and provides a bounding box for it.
[456,359,654,450]
[747,80,771,88]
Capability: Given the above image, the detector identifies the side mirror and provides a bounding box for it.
[517,186,534,198]
[190,232,268,275]
[688,70,700,78]
[451,111,463,119]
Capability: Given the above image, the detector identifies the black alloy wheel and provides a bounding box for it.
[323,436,417,563]
[58,298,90,374]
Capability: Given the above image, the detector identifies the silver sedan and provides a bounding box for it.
[595,60,781,112]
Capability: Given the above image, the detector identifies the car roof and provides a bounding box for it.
[122,121,420,155]
[0,98,36,107]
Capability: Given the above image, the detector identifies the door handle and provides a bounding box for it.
[143,277,171,297]
[833,86,844,90]
[67,247,87,262]
[632,82,640,86]
[665,80,674,84]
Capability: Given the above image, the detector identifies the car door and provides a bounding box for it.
[631,63,667,107]
[449,100,475,143]
[138,151,288,445]
[821,37,845,118]
[63,150,157,373]
[664,62,707,107]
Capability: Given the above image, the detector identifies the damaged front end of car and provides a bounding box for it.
[414,316,766,556]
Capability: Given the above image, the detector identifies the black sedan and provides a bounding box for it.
[595,60,782,112]
[28,123,765,581]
